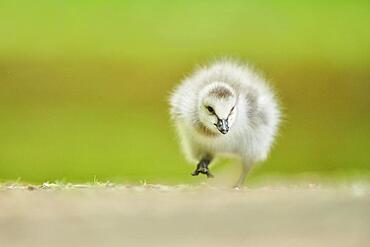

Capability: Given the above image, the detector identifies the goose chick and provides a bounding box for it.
[169,60,281,187]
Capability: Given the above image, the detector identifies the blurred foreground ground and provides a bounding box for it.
[0,183,369,247]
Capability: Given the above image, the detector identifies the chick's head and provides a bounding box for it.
[198,82,237,135]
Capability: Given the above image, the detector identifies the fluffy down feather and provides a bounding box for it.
[170,59,281,187]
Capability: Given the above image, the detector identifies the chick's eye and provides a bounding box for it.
[206,106,215,114]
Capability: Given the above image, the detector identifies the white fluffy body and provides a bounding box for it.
[170,60,281,186]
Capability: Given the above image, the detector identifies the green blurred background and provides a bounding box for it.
[0,1,369,184]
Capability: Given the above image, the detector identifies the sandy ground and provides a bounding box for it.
[0,183,369,247]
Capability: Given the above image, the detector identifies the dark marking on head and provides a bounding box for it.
[208,86,234,99]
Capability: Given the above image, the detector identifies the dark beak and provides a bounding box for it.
[215,118,229,134]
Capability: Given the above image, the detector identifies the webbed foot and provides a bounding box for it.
[191,165,214,178]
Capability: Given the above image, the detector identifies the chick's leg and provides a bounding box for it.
[234,162,252,189]
[191,155,214,178]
